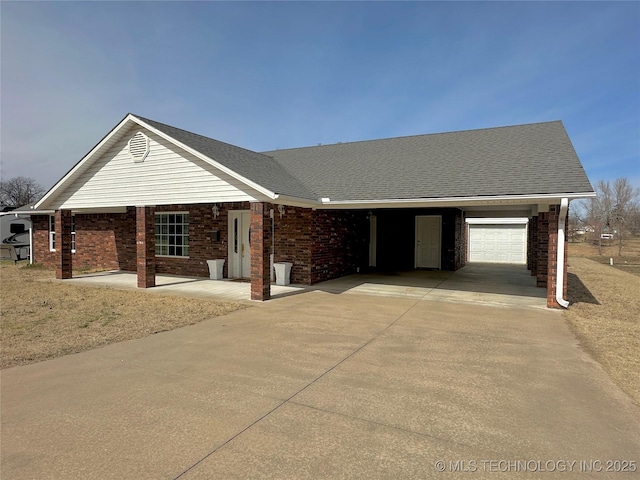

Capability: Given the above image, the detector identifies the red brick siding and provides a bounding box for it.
[32,215,55,266]
[272,205,313,284]
[272,207,369,285]
[311,210,369,284]
[32,211,137,271]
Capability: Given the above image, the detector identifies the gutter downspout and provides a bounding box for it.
[556,198,569,308]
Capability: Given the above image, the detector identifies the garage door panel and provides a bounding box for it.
[469,224,526,264]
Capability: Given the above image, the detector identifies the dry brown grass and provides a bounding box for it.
[568,235,640,277]
[565,256,640,405]
[0,262,247,368]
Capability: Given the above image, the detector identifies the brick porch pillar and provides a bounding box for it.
[136,206,156,288]
[250,202,271,301]
[55,209,72,279]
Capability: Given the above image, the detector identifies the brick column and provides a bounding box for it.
[536,212,549,289]
[546,204,567,308]
[250,202,271,301]
[55,209,73,279]
[136,206,156,288]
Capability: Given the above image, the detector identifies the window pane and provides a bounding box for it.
[155,212,189,257]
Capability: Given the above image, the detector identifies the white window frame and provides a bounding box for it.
[49,215,56,251]
[155,212,189,258]
[49,215,76,253]
[71,215,76,253]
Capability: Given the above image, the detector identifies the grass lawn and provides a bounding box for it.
[565,255,640,406]
[0,262,247,369]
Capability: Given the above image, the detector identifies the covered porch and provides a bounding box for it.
[63,263,547,310]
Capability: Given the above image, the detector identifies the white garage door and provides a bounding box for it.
[468,223,527,264]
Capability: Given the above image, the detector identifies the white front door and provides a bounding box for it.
[415,216,441,269]
[228,210,251,278]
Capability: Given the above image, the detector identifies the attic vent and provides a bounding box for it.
[128,132,150,163]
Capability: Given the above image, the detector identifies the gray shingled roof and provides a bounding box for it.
[135,115,593,202]
[262,121,594,201]
[133,115,319,200]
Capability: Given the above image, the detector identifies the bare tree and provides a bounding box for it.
[585,178,640,256]
[628,203,640,236]
[611,177,640,255]
[0,176,45,208]
[587,180,614,255]
[568,200,586,242]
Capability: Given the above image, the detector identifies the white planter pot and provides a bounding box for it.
[206,259,225,280]
[273,262,293,286]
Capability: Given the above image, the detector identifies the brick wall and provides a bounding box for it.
[271,207,369,285]
[32,211,137,271]
[272,205,313,284]
[32,203,245,277]
[310,210,369,284]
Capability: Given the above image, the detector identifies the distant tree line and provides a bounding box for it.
[0,176,45,209]
[570,177,640,255]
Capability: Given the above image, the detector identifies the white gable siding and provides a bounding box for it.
[52,127,262,209]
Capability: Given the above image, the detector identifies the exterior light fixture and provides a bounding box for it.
[278,205,285,218]
[212,205,219,219]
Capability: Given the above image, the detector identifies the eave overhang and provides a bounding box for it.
[311,192,596,210]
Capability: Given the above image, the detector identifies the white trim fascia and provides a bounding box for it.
[16,207,128,216]
[465,217,529,225]
[315,192,596,209]
[132,117,278,201]
[271,194,321,208]
[35,114,135,210]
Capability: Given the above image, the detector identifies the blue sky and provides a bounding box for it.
[2,1,639,192]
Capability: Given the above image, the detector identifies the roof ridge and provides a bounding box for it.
[131,113,272,160]
[262,120,564,154]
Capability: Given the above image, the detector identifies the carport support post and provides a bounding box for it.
[546,204,567,308]
[136,206,156,288]
[250,202,271,301]
[55,209,72,279]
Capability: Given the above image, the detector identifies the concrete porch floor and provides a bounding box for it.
[65,263,547,309]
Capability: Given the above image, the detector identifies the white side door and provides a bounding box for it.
[415,216,441,269]
[228,210,251,278]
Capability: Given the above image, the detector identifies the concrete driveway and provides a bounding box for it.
[2,291,639,479]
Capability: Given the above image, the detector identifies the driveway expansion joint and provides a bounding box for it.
[171,297,426,479]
